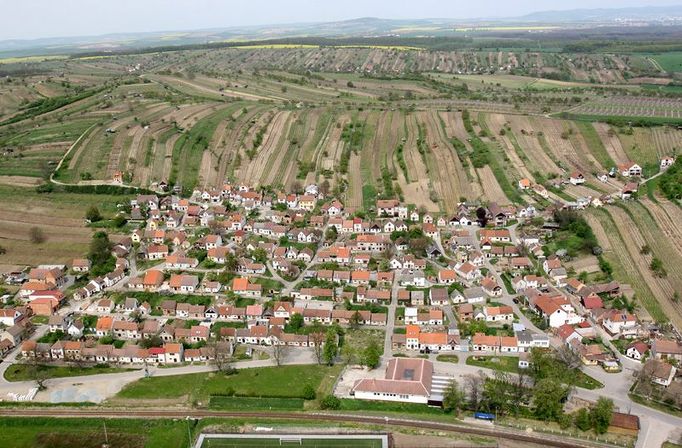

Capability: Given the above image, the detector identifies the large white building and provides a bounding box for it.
[351,358,441,405]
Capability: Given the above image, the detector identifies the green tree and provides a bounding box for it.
[442,379,465,413]
[113,214,128,228]
[341,344,357,365]
[574,408,591,431]
[302,384,316,400]
[362,340,381,369]
[88,231,112,267]
[323,330,338,365]
[85,206,102,222]
[224,253,238,274]
[252,248,268,264]
[532,378,568,421]
[320,394,341,410]
[590,397,613,434]
[286,313,304,333]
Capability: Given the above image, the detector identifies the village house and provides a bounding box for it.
[232,277,262,298]
[618,162,642,177]
[169,274,199,293]
[652,338,682,363]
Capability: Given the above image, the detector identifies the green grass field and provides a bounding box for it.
[648,52,682,73]
[116,365,342,403]
[0,417,187,448]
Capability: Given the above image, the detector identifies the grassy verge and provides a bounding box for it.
[435,354,459,363]
[208,396,304,410]
[4,364,134,382]
[338,398,445,415]
[466,355,519,373]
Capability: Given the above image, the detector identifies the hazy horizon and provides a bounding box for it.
[2,0,681,41]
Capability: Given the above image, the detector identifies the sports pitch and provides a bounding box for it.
[197,434,386,448]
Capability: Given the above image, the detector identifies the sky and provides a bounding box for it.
[0,0,680,41]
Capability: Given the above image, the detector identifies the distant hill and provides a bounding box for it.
[2,5,682,57]
[516,5,682,22]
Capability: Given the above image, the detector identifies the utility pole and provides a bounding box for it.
[103,421,109,448]
[186,416,193,448]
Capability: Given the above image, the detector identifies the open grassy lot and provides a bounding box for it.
[0,417,187,448]
[4,364,134,382]
[344,328,385,356]
[115,365,343,403]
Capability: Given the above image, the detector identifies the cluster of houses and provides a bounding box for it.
[518,156,677,209]
[2,177,681,398]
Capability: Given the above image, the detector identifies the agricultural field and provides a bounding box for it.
[0,42,681,266]
[0,184,128,270]
[567,96,682,120]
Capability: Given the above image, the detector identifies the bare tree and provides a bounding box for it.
[310,332,325,365]
[636,360,658,398]
[512,365,530,405]
[211,341,234,374]
[556,345,582,370]
[272,343,289,366]
[463,370,487,411]
[27,355,48,391]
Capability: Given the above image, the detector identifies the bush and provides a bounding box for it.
[574,408,591,431]
[86,206,102,222]
[29,227,46,244]
[320,395,341,410]
[302,384,316,400]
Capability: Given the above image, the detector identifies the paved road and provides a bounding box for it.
[380,275,400,367]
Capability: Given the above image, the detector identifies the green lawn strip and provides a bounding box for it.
[435,354,459,363]
[362,184,378,212]
[209,396,304,410]
[558,113,682,127]
[628,392,682,418]
[338,398,446,415]
[574,121,616,171]
[466,355,519,374]
[170,104,234,192]
[4,364,134,382]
